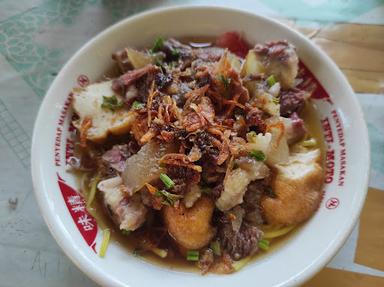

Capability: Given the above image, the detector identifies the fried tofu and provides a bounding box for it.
[72,80,135,143]
[261,149,324,225]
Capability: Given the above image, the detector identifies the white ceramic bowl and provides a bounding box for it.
[31,6,370,287]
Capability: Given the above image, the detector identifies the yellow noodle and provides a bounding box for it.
[86,175,100,208]
[262,224,296,239]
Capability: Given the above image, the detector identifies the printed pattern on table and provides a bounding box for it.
[0,98,30,168]
[0,0,158,98]
[0,0,84,97]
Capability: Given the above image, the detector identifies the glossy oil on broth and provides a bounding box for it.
[78,101,324,272]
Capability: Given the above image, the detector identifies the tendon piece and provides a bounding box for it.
[265,118,290,165]
[216,157,269,211]
[122,141,176,193]
[163,196,216,249]
[72,81,136,142]
[261,149,324,225]
[98,176,147,231]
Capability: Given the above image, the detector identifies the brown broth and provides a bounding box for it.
[75,36,325,273]
[77,100,324,273]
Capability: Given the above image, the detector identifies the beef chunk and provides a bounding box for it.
[279,89,306,117]
[242,181,265,226]
[101,141,140,173]
[253,40,298,89]
[112,65,158,95]
[219,222,263,260]
[162,38,192,61]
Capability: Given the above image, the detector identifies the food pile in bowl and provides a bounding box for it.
[69,31,324,274]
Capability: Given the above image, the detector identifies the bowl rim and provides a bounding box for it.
[31,4,370,287]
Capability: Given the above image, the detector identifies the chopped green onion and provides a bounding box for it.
[210,241,221,256]
[155,59,166,72]
[265,186,276,198]
[266,75,276,87]
[246,131,257,143]
[132,248,141,257]
[171,48,180,57]
[101,95,123,111]
[155,190,183,206]
[87,176,100,208]
[272,97,280,104]
[131,100,145,110]
[218,74,231,89]
[150,37,164,53]
[201,186,211,195]
[186,250,199,261]
[302,138,317,147]
[151,247,168,258]
[99,229,111,257]
[121,229,131,236]
[165,61,176,70]
[160,173,175,189]
[232,256,251,271]
[249,150,266,161]
[258,239,270,251]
